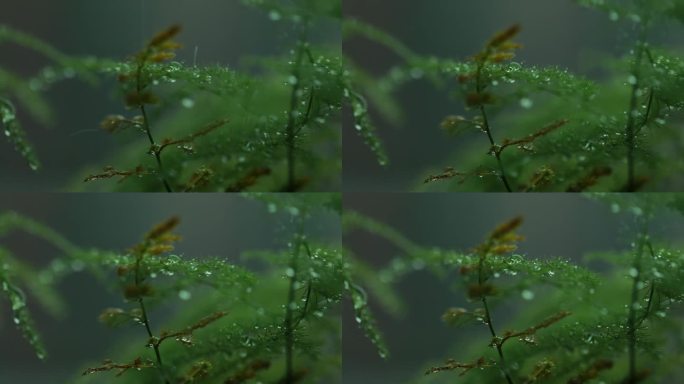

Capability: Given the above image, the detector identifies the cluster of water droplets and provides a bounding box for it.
[1,264,46,359]
[1,99,40,170]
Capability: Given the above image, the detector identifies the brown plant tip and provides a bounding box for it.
[497,311,571,347]
[490,216,524,240]
[468,283,496,299]
[425,357,492,376]
[184,167,215,192]
[145,216,181,241]
[494,119,569,156]
[466,92,494,107]
[225,167,272,192]
[567,359,614,384]
[424,167,459,183]
[153,311,227,348]
[83,357,154,377]
[488,24,522,48]
[157,118,229,155]
[180,361,212,384]
[566,166,612,192]
[524,166,555,192]
[84,165,148,183]
[124,283,153,299]
[526,359,555,383]
[148,24,182,48]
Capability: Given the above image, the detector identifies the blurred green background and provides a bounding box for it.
[342,193,684,383]
[0,0,339,191]
[0,193,340,382]
[343,0,684,191]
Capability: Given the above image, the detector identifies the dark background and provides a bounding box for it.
[0,0,339,191]
[342,193,684,383]
[343,0,684,191]
[0,193,340,383]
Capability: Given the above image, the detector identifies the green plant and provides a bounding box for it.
[0,25,88,171]
[1,0,343,191]
[343,193,684,383]
[344,1,684,191]
[0,193,393,383]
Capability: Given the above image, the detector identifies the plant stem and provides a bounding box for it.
[479,106,513,192]
[134,254,170,384]
[478,255,514,384]
[626,229,647,383]
[284,29,308,192]
[475,59,513,192]
[283,236,302,383]
[624,26,646,192]
[136,57,173,193]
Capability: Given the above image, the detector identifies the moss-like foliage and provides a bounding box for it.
[344,193,684,383]
[1,0,343,191]
[346,1,684,191]
[0,193,387,383]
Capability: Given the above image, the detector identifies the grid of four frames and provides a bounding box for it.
[1,1,683,383]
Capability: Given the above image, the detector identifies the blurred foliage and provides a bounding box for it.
[0,193,387,383]
[345,0,684,191]
[1,0,342,191]
[344,193,684,383]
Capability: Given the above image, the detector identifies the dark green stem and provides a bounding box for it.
[478,254,514,384]
[136,56,173,193]
[284,29,309,192]
[626,227,648,383]
[475,59,512,192]
[624,27,647,192]
[134,254,170,384]
[284,236,302,383]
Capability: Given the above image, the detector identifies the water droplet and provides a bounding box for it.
[268,10,282,21]
[519,98,533,109]
[181,98,195,109]
[178,290,191,300]
[611,203,620,213]
[521,289,535,300]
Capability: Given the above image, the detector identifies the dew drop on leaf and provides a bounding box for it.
[521,289,535,300]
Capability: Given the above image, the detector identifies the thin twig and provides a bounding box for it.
[478,253,514,384]
[284,26,310,192]
[626,223,647,383]
[133,252,170,384]
[135,55,172,192]
[283,234,302,383]
[475,58,512,192]
[624,26,647,192]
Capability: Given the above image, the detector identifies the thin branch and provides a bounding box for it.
[478,253,514,384]
[283,234,302,383]
[497,311,571,347]
[284,25,310,192]
[133,250,170,384]
[626,226,647,383]
[425,357,493,376]
[624,26,647,192]
[493,119,569,156]
[82,357,154,377]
